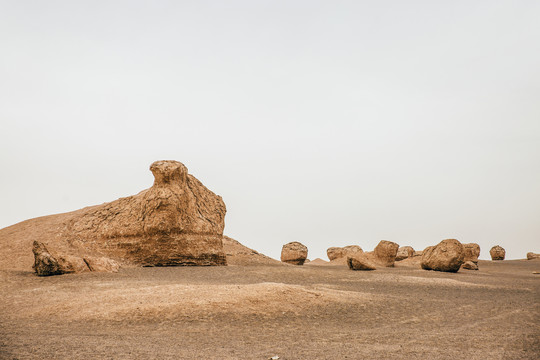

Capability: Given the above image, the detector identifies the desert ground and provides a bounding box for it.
[1,259,539,359]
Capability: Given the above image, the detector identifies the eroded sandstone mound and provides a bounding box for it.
[1,160,229,273]
[527,252,540,260]
[490,245,505,261]
[421,239,465,273]
[395,246,415,261]
[281,242,308,265]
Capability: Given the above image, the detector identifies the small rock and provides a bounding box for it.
[373,240,399,267]
[462,261,478,270]
[395,246,415,261]
[421,239,465,273]
[281,242,308,265]
[463,243,480,263]
[490,245,505,260]
[347,253,377,271]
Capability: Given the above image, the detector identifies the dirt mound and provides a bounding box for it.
[222,236,281,265]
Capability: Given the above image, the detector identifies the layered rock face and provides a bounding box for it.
[281,242,308,265]
[463,243,480,263]
[30,160,228,273]
[327,245,363,261]
[490,245,505,261]
[421,239,465,273]
[395,246,415,261]
[347,253,376,271]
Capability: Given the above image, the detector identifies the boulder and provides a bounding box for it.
[395,246,415,261]
[32,241,88,276]
[372,240,399,267]
[327,245,363,261]
[462,261,479,270]
[463,243,480,263]
[347,253,377,271]
[421,239,465,273]
[281,242,308,265]
[490,245,505,261]
[84,256,120,272]
[526,252,540,260]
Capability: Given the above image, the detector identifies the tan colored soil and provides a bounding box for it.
[1,260,539,359]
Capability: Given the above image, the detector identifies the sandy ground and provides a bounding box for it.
[1,260,539,359]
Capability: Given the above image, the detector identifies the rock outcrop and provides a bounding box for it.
[527,252,540,260]
[327,245,363,261]
[490,245,505,261]
[61,160,227,267]
[463,243,480,263]
[347,253,377,271]
[395,246,415,261]
[421,239,465,273]
[281,242,308,265]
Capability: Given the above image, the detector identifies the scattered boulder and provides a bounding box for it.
[83,256,120,272]
[490,245,505,261]
[527,252,540,260]
[463,243,480,263]
[462,261,479,270]
[421,239,465,273]
[347,253,377,271]
[327,245,363,261]
[281,242,308,265]
[32,241,89,276]
[372,240,399,267]
[395,246,415,261]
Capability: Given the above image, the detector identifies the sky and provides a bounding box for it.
[1,1,539,261]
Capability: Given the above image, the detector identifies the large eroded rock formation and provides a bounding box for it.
[61,160,227,267]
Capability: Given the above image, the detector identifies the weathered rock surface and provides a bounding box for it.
[281,242,308,265]
[526,252,540,260]
[421,239,465,273]
[371,240,399,267]
[83,256,120,272]
[347,253,377,271]
[463,243,481,263]
[32,241,89,276]
[396,246,415,261]
[490,245,505,261]
[327,245,363,261]
[462,261,479,270]
[2,160,229,273]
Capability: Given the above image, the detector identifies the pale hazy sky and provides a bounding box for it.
[1,1,539,260]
